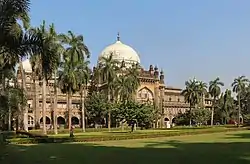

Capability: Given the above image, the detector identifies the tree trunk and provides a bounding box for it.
[68,89,72,130]
[13,77,20,131]
[238,94,241,125]
[19,61,28,131]
[81,86,86,132]
[53,70,58,134]
[159,89,164,128]
[6,79,11,131]
[48,84,54,131]
[189,105,192,126]
[8,108,11,131]
[211,98,215,126]
[32,73,39,129]
[42,78,47,134]
[108,88,111,132]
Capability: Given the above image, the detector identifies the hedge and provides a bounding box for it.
[29,127,132,135]
[8,127,248,144]
[27,125,236,135]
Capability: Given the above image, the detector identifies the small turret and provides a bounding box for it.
[154,66,159,78]
[149,65,153,71]
[121,59,126,68]
[149,65,154,75]
[160,69,165,84]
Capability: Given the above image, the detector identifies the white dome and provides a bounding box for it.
[98,36,140,64]
[22,59,32,72]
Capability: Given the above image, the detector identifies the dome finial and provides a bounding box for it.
[117,32,120,41]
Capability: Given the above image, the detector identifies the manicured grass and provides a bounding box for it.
[48,129,179,137]
[47,126,235,137]
[8,127,247,144]
[1,130,250,164]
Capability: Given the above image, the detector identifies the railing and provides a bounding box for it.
[163,101,189,107]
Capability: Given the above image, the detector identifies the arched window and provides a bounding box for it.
[137,87,153,102]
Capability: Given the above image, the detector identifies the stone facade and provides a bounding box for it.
[136,65,212,127]
[17,63,213,129]
[18,36,213,129]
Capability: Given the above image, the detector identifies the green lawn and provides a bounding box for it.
[2,130,250,164]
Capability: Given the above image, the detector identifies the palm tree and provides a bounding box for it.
[0,0,30,52]
[209,77,224,126]
[76,60,90,132]
[29,21,59,134]
[59,31,90,131]
[231,75,249,125]
[1,0,42,131]
[0,0,42,63]
[91,65,102,92]
[116,63,140,102]
[181,78,199,126]
[115,75,130,102]
[99,54,118,131]
[47,23,64,134]
[58,58,80,130]
[59,30,90,61]
[127,63,141,100]
[197,80,207,108]
[30,54,41,128]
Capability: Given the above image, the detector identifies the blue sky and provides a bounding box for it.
[29,0,250,89]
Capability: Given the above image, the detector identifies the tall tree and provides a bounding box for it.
[0,0,42,131]
[116,63,140,103]
[99,54,118,131]
[29,53,41,128]
[47,23,64,134]
[197,81,207,108]
[59,30,90,61]
[181,78,199,126]
[209,77,224,126]
[59,31,90,131]
[221,89,235,124]
[85,91,107,128]
[232,75,249,125]
[58,58,80,130]
[29,21,59,134]
[76,60,90,132]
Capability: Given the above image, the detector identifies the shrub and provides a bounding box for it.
[0,132,5,145]
[16,130,48,138]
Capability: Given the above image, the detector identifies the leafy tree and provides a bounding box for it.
[209,77,224,125]
[113,101,155,129]
[191,108,211,126]
[174,112,190,126]
[85,91,108,128]
[218,89,235,124]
